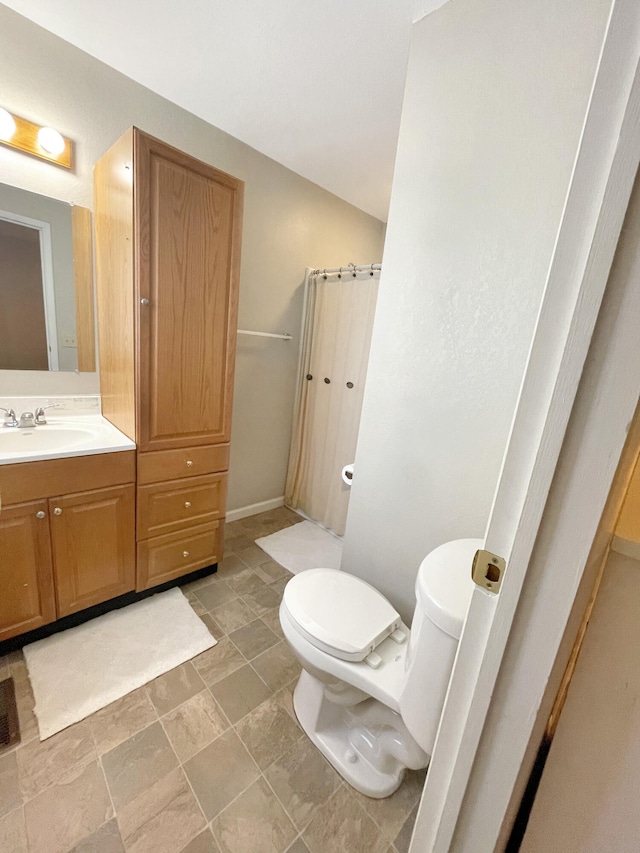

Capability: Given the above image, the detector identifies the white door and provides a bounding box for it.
[411,3,640,850]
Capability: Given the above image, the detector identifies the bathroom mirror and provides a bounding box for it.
[0,182,95,372]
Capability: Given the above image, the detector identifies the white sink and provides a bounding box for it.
[0,416,136,464]
[0,424,100,453]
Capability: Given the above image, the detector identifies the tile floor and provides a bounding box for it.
[0,507,423,853]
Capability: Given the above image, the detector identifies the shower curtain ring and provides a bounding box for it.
[338,266,343,279]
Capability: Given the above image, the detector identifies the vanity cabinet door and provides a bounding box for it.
[50,485,135,617]
[0,501,56,642]
[135,131,242,452]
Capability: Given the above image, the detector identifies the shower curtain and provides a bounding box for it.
[285,266,380,536]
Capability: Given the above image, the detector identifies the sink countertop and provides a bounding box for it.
[0,414,136,466]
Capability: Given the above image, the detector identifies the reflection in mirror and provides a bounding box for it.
[0,183,95,372]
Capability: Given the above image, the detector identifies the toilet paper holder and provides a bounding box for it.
[342,464,354,486]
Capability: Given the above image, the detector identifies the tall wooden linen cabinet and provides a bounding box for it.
[94,128,243,591]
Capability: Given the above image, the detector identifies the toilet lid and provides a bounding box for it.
[282,568,401,662]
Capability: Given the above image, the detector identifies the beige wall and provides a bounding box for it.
[341,0,613,622]
[521,551,640,853]
[0,5,385,510]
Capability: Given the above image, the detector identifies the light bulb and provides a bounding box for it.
[38,126,65,156]
[0,108,16,141]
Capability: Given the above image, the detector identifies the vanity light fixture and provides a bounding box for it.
[0,106,72,169]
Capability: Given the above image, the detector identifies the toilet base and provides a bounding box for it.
[293,670,427,799]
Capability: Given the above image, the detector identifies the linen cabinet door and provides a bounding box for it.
[50,485,135,617]
[0,501,56,641]
[135,131,243,452]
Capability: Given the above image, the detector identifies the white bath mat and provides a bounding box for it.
[255,520,343,575]
[23,588,216,740]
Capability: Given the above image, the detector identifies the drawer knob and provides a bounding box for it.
[184,501,191,508]
[186,460,193,467]
[36,511,46,519]
[53,507,62,516]
[183,550,190,558]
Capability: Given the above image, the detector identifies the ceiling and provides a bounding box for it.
[0,0,446,222]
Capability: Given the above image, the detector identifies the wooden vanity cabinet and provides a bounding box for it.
[95,128,243,590]
[0,500,56,642]
[0,452,136,641]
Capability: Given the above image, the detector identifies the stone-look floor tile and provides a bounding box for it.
[222,537,254,557]
[241,584,282,617]
[261,609,286,641]
[24,759,113,853]
[210,599,257,635]
[217,553,251,575]
[14,675,39,746]
[226,570,266,596]
[200,612,223,638]
[180,828,222,852]
[117,767,206,853]
[69,818,125,852]
[192,638,245,686]
[265,738,342,832]
[186,594,208,616]
[235,692,303,771]
[0,807,27,852]
[393,803,418,853]
[16,718,95,800]
[181,573,218,594]
[252,642,301,692]
[269,578,289,598]
[229,619,280,660]
[161,690,228,762]
[0,651,23,668]
[212,777,296,853]
[101,721,178,810]
[285,840,311,853]
[183,729,259,821]
[146,662,204,716]
[302,786,390,853]
[194,580,237,611]
[0,751,21,818]
[209,665,271,725]
[355,768,426,843]
[254,561,293,585]
[235,544,272,568]
[90,687,158,755]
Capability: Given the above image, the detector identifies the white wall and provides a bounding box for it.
[342,0,613,622]
[0,5,385,511]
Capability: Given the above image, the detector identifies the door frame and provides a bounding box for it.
[0,207,59,370]
[410,1,640,850]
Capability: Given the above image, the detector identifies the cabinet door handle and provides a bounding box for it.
[36,511,46,519]
[53,507,62,515]
[184,501,191,508]
[183,550,190,558]
[186,460,193,467]
[140,297,149,306]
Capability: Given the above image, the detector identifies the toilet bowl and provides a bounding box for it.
[279,537,481,798]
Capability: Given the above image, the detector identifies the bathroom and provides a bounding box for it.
[1,1,637,852]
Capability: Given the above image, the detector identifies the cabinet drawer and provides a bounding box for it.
[137,444,230,485]
[136,520,223,591]
[137,473,227,539]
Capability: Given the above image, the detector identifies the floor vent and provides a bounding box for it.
[0,678,20,750]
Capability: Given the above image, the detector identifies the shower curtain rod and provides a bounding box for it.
[311,263,382,277]
[237,329,292,340]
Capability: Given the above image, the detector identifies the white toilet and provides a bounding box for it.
[279,537,481,798]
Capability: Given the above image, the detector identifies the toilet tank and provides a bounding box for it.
[399,538,481,754]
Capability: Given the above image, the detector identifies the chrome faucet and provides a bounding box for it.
[0,407,18,428]
[34,405,58,425]
[18,411,36,428]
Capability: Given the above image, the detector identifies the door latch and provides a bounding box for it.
[472,549,506,594]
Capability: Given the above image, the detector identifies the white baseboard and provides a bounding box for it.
[611,534,640,561]
[226,496,286,523]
